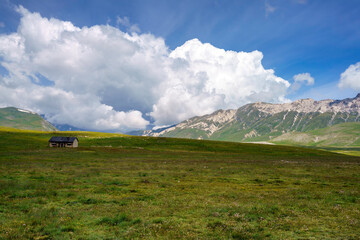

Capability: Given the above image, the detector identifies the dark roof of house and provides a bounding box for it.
[49,137,78,143]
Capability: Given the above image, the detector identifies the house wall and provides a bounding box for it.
[72,139,78,148]
[49,140,78,147]
[49,142,59,147]
[49,142,58,147]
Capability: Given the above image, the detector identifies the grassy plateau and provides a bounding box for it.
[0,127,359,239]
[270,122,360,157]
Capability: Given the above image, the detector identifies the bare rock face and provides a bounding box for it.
[143,94,360,141]
[177,109,237,133]
[253,95,360,115]
[143,109,237,137]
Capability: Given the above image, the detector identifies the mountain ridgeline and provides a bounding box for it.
[0,107,57,131]
[142,94,360,142]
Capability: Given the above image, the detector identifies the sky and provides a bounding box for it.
[0,0,359,132]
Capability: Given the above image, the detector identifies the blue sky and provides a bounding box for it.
[0,0,359,131]
[1,0,359,98]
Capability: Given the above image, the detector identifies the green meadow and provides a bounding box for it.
[0,127,359,239]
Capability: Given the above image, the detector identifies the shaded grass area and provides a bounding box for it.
[0,128,359,239]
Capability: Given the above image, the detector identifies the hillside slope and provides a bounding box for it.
[0,107,57,131]
[271,122,360,147]
[143,94,360,142]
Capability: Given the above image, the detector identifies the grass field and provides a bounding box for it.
[0,127,359,239]
[271,122,360,148]
[269,122,360,157]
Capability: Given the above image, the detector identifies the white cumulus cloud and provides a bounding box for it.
[290,72,314,92]
[293,73,314,85]
[338,62,360,91]
[151,39,290,125]
[0,6,291,131]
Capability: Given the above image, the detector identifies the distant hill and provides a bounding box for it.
[142,94,360,143]
[0,107,57,131]
[271,122,360,147]
[51,123,86,131]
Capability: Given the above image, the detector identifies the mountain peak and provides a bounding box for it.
[294,98,314,102]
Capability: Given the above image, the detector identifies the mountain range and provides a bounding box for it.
[1,94,359,146]
[141,94,360,143]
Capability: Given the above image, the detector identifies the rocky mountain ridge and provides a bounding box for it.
[253,94,360,114]
[142,94,360,142]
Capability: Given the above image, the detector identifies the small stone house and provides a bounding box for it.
[49,137,78,148]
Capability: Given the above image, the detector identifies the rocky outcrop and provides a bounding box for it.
[253,94,360,115]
